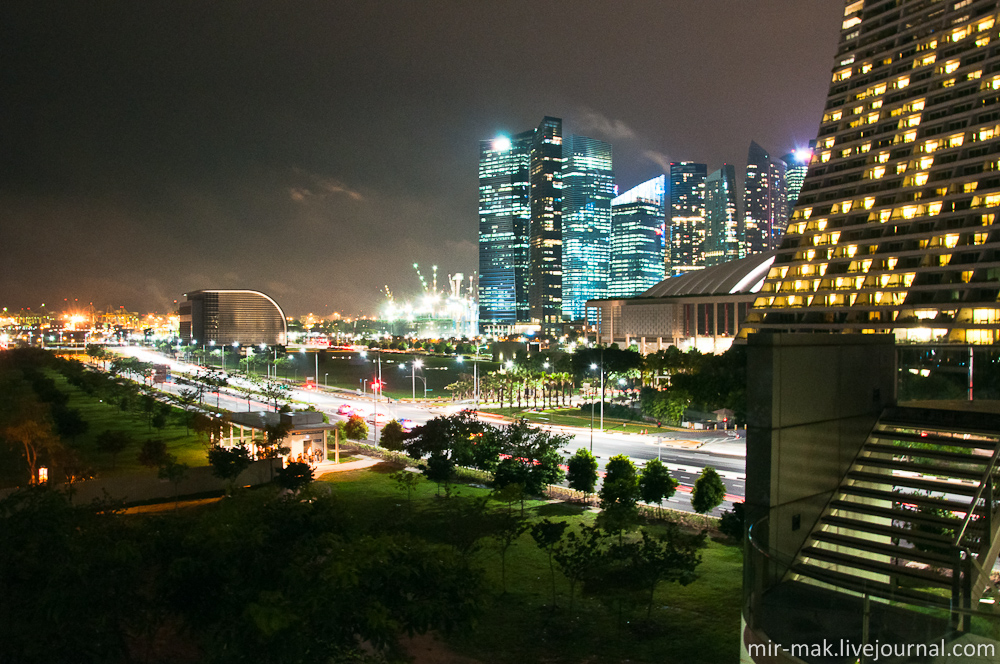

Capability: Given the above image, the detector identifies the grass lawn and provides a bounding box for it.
[49,372,209,476]
[482,406,687,435]
[317,467,743,663]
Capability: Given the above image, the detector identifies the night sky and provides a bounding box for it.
[1,1,845,317]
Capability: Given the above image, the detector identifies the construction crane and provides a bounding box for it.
[413,263,429,293]
[383,285,393,302]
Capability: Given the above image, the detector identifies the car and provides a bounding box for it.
[398,418,414,432]
[337,404,355,415]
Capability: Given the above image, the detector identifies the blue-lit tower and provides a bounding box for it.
[609,175,665,298]
[703,164,741,267]
[478,131,532,329]
[561,135,614,322]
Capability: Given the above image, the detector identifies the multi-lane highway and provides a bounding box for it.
[117,346,746,514]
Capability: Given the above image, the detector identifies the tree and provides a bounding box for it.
[342,415,368,441]
[379,419,406,451]
[638,458,678,516]
[491,511,529,594]
[137,438,169,469]
[389,470,422,510]
[485,418,566,495]
[530,518,569,608]
[691,466,726,515]
[566,447,598,499]
[553,524,604,611]
[275,461,314,494]
[719,501,745,541]
[598,454,640,540]
[424,451,454,495]
[158,456,189,508]
[256,422,291,462]
[207,444,253,494]
[3,417,61,484]
[95,429,132,470]
[50,405,89,443]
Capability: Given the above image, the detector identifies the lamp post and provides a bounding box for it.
[411,358,423,400]
[324,372,328,387]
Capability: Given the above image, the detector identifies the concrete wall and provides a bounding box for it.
[745,334,896,559]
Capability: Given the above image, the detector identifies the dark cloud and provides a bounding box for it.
[0,0,844,316]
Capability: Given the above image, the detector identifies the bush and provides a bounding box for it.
[719,501,745,540]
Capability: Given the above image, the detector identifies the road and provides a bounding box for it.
[116,346,746,515]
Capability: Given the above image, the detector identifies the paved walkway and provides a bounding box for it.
[313,456,381,477]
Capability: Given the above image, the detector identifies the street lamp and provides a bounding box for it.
[324,372,328,387]
[411,358,423,399]
[590,360,604,434]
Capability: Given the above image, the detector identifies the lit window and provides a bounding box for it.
[949,135,965,148]
[886,257,898,270]
[894,77,910,89]
[821,137,835,149]
[863,197,875,210]
[904,115,921,128]
[821,151,831,163]
[847,245,858,257]
[879,209,891,222]
[944,234,960,248]
[978,18,995,32]
[902,206,918,219]
[871,166,886,179]
[915,54,937,67]
[919,156,934,169]
[841,201,853,213]
[980,127,996,141]
[834,68,853,82]
[861,142,872,152]
[964,181,979,193]
[913,172,930,186]
[873,83,887,95]
[870,100,883,109]
[928,201,943,215]
[861,63,873,74]
[876,152,889,164]
[968,70,983,80]
[944,60,961,74]
[903,131,917,143]
[924,140,940,153]
[942,78,956,88]
[976,36,990,47]
[842,15,862,30]
[896,162,908,174]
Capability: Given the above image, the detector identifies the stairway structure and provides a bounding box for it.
[791,406,1000,619]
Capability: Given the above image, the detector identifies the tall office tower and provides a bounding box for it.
[562,135,615,322]
[702,164,742,267]
[743,141,788,255]
[609,175,666,298]
[528,117,564,335]
[781,141,815,211]
[478,130,533,329]
[668,162,708,276]
[742,1,1000,345]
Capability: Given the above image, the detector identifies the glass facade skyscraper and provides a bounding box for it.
[668,162,707,276]
[609,175,665,298]
[743,140,788,256]
[478,131,532,328]
[782,142,814,212]
[562,135,614,322]
[703,164,741,267]
[528,117,564,334]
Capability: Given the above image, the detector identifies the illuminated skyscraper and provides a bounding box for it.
[562,135,614,322]
[782,142,815,212]
[528,117,564,334]
[742,1,1000,345]
[478,131,532,329]
[743,141,788,255]
[609,175,666,298]
[668,162,707,276]
[703,164,741,267]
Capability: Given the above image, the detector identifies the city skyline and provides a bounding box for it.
[1,1,844,316]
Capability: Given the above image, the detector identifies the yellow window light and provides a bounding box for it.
[944,234,960,248]
[919,156,934,169]
[864,197,875,210]
[886,257,898,270]
[928,201,943,215]
[847,245,858,257]
[879,209,891,222]
[944,60,961,74]
[871,166,886,179]
[875,152,889,164]
[902,206,918,219]
[903,130,917,143]
[913,172,930,186]
[964,182,979,193]
[816,219,828,231]
[841,201,853,213]
[949,134,965,148]
[821,151,831,162]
